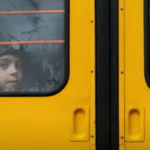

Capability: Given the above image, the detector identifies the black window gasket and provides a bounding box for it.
[144,0,150,87]
[0,0,69,97]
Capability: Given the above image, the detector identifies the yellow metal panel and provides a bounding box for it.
[70,106,90,141]
[89,0,96,145]
[119,0,125,145]
[91,145,96,150]
[0,0,95,149]
[124,0,149,149]
[125,107,145,141]
[120,145,125,150]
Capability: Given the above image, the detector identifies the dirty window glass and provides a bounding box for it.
[0,0,68,96]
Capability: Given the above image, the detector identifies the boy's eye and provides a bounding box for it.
[15,63,22,69]
[0,63,8,69]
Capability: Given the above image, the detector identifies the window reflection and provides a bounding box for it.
[0,0,68,95]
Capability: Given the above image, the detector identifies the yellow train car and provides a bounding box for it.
[0,0,97,150]
[1,0,147,149]
[119,0,150,149]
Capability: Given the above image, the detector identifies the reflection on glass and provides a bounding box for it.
[0,0,64,11]
[0,53,23,92]
[0,44,65,93]
[0,0,66,95]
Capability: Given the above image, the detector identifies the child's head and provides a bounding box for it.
[0,45,26,92]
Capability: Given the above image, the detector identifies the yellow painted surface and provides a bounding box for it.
[89,0,96,145]
[70,106,90,141]
[120,145,125,150]
[125,107,144,141]
[0,0,95,149]
[120,0,150,149]
[119,0,125,145]
[91,145,96,150]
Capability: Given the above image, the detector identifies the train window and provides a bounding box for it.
[0,0,69,96]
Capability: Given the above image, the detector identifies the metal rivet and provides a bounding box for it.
[91,70,93,73]
[121,136,124,139]
[91,135,94,138]
[121,71,124,74]
[91,20,93,23]
[120,8,123,11]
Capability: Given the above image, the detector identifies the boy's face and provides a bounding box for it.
[0,54,23,92]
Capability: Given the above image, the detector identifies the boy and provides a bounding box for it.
[0,45,26,92]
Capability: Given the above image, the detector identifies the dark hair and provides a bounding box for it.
[0,44,25,58]
[0,44,31,70]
